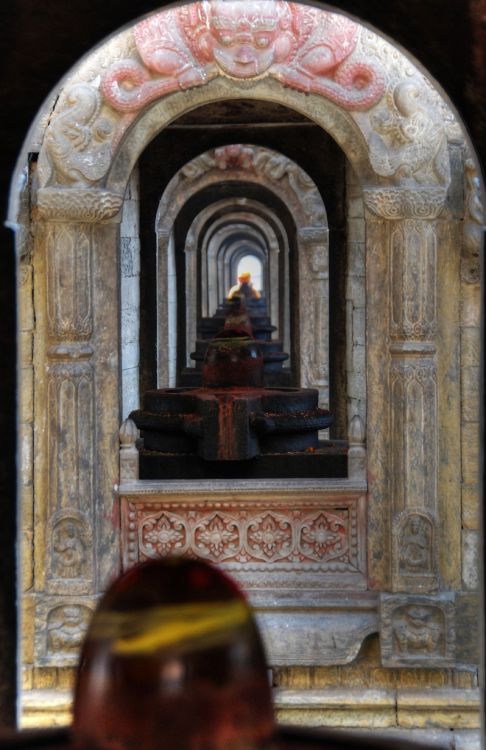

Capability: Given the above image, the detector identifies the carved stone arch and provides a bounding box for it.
[175,197,291,379]
[182,213,275,376]
[200,211,278,312]
[16,0,483,702]
[205,220,269,312]
[155,145,328,233]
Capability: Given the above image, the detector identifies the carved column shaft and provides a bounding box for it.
[184,235,197,370]
[297,227,329,408]
[32,201,122,664]
[365,192,461,595]
[157,230,171,386]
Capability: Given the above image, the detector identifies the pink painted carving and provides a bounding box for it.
[246,512,293,561]
[193,513,240,560]
[126,500,363,572]
[101,1,384,114]
[298,511,348,562]
[141,512,188,557]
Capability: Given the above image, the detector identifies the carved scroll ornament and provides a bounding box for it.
[101,2,385,114]
[43,84,113,187]
[368,81,450,187]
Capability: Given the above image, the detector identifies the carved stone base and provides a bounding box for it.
[119,478,371,666]
[380,593,455,668]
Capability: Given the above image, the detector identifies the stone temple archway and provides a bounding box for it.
[12,0,483,732]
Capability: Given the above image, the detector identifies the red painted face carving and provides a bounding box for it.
[205,1,290,78]
[101,0,385,116]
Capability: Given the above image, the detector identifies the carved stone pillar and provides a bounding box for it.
[297,226,329,409]
[32,188,123,666]
[184,231,197,368]
[156,229,171,387]
[364,186,461,666]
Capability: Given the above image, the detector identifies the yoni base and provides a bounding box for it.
[138,442,348,480]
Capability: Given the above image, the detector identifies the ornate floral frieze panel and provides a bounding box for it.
[380,593,455,667]
[34,596,97,666]
[121,492,367,591]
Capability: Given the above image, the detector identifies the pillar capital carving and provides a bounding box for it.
[36,188,123,222]
[363,187,447,220]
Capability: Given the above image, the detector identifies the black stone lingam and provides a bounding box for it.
[180,294,292,387]
[130,298,345,479]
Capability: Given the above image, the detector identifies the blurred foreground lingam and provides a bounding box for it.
[73,558,274,750]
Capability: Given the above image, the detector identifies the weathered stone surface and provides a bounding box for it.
[20,331,33,365]
[22,597,35,664]
[461,327,480,366]
[19,264,34,331]
[20,689,72,728]
[462,530,479,590]
[396,688,480,729]
[460,283,480,327]
[461,423,480,484]
[274,688,396,728]
[33,667,57,690]
[20,365,34,425]
[461,484,480,530]
[461,366,480,424]
[347,217,365,243]
[454,730,482,750]
[455,592,481,667]
[22,531,34,592]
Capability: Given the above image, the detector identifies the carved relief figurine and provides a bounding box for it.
[398,514,432,576]
[393,605,442,655]
[52,518,87,579]
[101,2,384,114]
[47,605,87,654]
